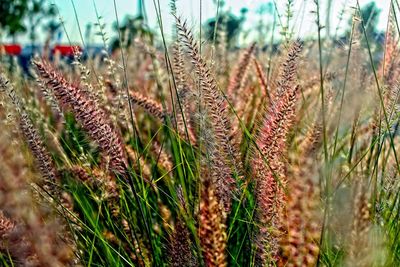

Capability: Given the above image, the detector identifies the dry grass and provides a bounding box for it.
[0,2,400,266]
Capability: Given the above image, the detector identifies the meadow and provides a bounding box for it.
[1,0,400,266]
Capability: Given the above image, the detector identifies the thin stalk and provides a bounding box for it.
[357,0,400,174]
[112,0,153,258]
[332,11,356,157]
[314,1,329,265]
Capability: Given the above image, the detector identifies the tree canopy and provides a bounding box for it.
[0,0,55,40]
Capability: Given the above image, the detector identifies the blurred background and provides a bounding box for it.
[0,0,391,70]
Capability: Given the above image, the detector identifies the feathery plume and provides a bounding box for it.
[33,61,128,175]
[168,186,197,267]
[0,74,59,194]
[225,44,256,147]
[169,218,197,267]
[346,181,373,265]
[19,112,60,193]
[172,38,197,144]
[254,58,271,102]
[130,90,168,120]
[0,107,76,267]
[175,16,242,211]
[168,185,197,266]
[280,179,320,267]
[199,180,228,267]
[280,121,322,266]
[0,211,37,266]
[253,41,302,264]
[381,13,400,87]
[0,211,15,238]
[226,43,256,97]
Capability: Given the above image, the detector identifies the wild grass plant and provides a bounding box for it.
[1,0,400,266]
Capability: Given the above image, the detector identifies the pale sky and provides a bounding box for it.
[29,0,393,44]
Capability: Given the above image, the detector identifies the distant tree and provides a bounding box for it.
[255,1,274,46]
[343,2,383,66]
[205,2,248,48]
[43,20,61,41]
[360,2,381,40]
[0,0,56,42]
[110,15,153,52]
[27,1,57,45]
[204,0,248,47]
[0,0,29,40]
[347,2,382,44]
[42,19,61,58]
[110,0,153,52]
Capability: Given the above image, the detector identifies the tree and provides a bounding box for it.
[359,2,381,41]
[205,8,247,48]
[110,15,153,52]
[0,0,29,40]
[43,20,61,42]
[343,2,383,66]
[0,0,55,42]
[110,0,153,52]
[255,1,274,47]
[346,2,382,45]
[26,0,56,45]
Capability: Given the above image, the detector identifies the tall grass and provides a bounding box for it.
[1,1,400,266]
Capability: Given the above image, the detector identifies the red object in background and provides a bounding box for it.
[52,45,82,56]
[2,44,22,55]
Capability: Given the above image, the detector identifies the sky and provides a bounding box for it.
[24,0,393,44]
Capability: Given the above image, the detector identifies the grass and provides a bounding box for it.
[1,0,400,266]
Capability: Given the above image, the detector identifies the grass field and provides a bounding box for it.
[1,0,400,266]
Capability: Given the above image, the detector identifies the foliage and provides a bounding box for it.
[1,1,400,267]
[204,8,247,48]
[110,15,153,52]
[0,0,55,40]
